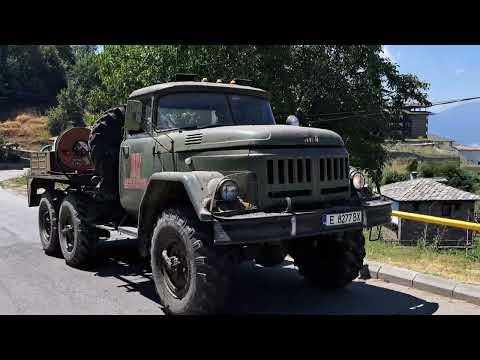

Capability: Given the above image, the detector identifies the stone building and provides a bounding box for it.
[381,178,480,247]
[399,107,432,139]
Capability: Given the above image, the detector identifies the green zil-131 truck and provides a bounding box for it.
[27,74,391,314]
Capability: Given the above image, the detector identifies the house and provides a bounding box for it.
[453,144,480,166]
[381,177,480,247]
[398,107,433,139]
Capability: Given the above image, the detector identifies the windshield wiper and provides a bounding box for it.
[180,124,228,131]
[154,124,228,132]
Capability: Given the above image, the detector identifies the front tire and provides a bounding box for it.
[58,194,98,268]
[151,208,231,315]
[290,230,366,289]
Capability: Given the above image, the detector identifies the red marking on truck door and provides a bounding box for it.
[124,153,149,189]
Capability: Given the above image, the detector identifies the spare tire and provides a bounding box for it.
[88,106,126,197]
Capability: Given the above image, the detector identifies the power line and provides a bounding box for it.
[276,96,480,124]
[306,111,386,124]
[413,96,480,108]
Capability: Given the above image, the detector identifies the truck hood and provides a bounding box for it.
[171,125,344,151]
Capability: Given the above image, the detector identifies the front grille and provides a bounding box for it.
[267,158,312,185]
[319,156,349,182]
[268,190,312,198]
[267,156,349,185]
[321,186,349,195]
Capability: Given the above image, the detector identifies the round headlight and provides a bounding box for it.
[218,180,239,202]
[352,172,366,190]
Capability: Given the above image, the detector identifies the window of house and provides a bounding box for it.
[413,203,420,212]
[441,204,452,217]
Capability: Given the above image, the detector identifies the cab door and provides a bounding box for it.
[151,95,175,173]
[119,96,155,216]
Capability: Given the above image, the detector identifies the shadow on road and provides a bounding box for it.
[91,239,160,305]
[90,239,440,315]
[0,162,29,171]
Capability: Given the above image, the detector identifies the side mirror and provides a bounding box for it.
[286,115,300,126]
[125,100,143,132]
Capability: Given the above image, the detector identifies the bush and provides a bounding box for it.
[406,158,418,172]
[382,168,410,185]
[84,112,98,126]
[418,161,480,192]
[47,107,70,136]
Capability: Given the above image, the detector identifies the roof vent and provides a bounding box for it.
[410,171,418,180]
[231,78,253,86]
[170,73,199,82]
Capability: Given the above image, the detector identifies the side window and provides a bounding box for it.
[127,97,152,135]
[142,98,152,132]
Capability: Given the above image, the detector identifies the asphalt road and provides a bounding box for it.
[0,169,479,315]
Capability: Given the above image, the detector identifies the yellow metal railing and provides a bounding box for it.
[391,210,480,232]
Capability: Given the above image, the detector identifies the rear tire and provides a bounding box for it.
[151,207,231,315]
[58,194,98,268]
[38,192,61,256]
[290,230,366,288]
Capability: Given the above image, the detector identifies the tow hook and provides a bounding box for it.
[162,250,181,271]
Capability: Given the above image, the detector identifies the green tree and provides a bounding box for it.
[49,45,430,183]
[3,45,69,100]
[47,45,101,134]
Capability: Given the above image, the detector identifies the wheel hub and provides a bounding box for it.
[60,219,75,252]
[160,242,189,299]
[41,211,51,239]
[162,250,181,271]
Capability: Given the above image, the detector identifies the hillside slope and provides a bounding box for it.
[429,102,480,145]
[0,113,50,150]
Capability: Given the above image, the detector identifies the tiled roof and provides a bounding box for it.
[381,178,480,202]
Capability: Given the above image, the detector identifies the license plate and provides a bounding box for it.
[322,211,362,226]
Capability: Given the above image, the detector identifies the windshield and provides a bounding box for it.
[155,92,275,130]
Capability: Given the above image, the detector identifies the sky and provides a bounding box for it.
[383,45,480,113]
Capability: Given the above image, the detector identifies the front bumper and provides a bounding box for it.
[213,198,391,245]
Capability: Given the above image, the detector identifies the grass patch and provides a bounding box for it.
[0,175,28,190]
[365,228,480,285]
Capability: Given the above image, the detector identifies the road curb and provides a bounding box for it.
[364,260,480,307]
[452,284,480,306]
[377,264,418,288]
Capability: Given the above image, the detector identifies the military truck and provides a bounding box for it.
[27,75,391,314]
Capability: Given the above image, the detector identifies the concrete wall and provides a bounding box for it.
[397,201,474,247]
